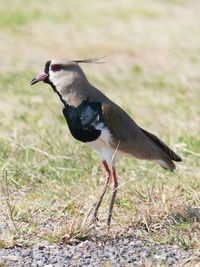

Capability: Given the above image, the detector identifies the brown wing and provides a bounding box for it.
[101,103,157,156]
[101,103,181,171]
[101,103,132,142]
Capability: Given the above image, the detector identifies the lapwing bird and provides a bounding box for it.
[30,58,181,227]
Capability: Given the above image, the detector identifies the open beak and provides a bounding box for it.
[30,72,49,86]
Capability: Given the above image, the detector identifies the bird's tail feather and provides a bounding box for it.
[140,127,181,162]
[156,157,175,172]
[140,127,181,171]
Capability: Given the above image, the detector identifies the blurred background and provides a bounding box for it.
[0,0,200,248]
[1,0,200,128]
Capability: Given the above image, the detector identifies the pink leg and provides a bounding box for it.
[107,166,118,227]
[93,161,111,220]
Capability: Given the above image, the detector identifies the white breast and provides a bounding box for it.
[87,124,116,166]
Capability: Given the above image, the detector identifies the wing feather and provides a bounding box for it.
[101,103,181,169]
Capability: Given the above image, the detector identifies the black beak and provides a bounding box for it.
[30,77,39,85]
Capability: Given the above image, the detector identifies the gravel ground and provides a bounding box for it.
[1,238,200,266]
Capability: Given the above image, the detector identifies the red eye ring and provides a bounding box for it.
[52,65,61,72]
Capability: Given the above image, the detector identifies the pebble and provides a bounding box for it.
[0,238,200,266]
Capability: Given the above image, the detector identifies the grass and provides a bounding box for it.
[0,0,200,252]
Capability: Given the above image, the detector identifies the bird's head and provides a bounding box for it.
[30,59,89,92]
[30,57,106,105]
[30,57,105,87]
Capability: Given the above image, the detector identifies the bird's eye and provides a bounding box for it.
[52,65,61,72]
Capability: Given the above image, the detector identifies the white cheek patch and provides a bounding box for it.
[48,70,67,107]
[49,70,65,89]
[49,70,57,85]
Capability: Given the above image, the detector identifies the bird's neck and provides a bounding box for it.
[52,81,90,108]
[61,90,87,107]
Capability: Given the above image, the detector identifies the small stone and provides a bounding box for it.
[38,246,45,250]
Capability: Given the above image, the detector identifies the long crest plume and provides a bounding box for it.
[73,56,107,64]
